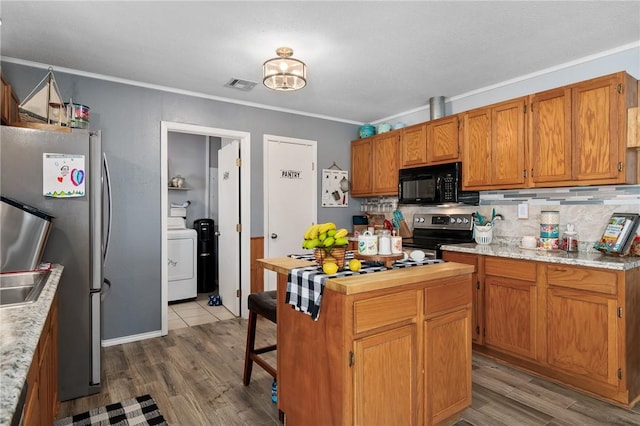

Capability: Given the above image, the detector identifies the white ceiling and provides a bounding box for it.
[2,1,639,124]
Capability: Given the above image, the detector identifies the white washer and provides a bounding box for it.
[167,217,197,302]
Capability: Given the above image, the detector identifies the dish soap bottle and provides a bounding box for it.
[561,224,579,252]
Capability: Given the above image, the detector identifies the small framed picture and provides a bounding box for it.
[594,213,640,255]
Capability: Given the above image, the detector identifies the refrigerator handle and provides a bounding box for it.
[103,152,113,264]
[101,277,112,301]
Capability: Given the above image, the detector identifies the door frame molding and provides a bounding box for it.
[161,121,251,335]
[263,134,317,289]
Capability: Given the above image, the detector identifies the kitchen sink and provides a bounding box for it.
[0,270,51,308]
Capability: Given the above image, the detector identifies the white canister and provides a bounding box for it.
[358,231,378,255]
[378,230,391,255]
[391,236,403,254]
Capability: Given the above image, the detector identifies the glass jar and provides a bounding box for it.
[630,235,640,257]
[378,230,391,255]
[561,231,579,252]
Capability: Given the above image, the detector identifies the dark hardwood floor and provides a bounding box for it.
[58,318,640,425]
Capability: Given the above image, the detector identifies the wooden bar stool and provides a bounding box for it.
[243,290,277,385]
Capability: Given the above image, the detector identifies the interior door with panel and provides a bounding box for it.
[218,140,241,315]
[264,136,317,291]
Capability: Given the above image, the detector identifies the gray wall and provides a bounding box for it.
[389,44,640,126]
[167,132,208,227]
[1,61,359,340]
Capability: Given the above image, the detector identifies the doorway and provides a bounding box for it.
[160,122,251,336]
[263,134,317,291]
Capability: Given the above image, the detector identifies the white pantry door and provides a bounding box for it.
[264,135,317,291]
[218,140,240,315]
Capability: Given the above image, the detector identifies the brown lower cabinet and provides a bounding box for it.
[443,251,640,407]
[23,292,59,425]
[484,258,537,362]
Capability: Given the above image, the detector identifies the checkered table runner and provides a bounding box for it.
[286,252,443,320]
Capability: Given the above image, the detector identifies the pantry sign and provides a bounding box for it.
[43,153,86,197]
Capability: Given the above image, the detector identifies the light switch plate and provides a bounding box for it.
[518,203,529,219]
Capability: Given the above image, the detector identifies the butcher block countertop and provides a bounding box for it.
[257,257,313,276]
[257,257,474,295]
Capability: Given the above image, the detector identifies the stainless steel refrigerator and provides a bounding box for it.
[0,125,112,401]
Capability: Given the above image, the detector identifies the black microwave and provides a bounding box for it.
[398,162,479,205]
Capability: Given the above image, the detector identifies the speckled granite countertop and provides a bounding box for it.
[0,265,62,426]
[440,243,640,270]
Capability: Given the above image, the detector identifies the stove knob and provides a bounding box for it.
[449,217,456,224]
[463,218,470,224]
[456,218,463,224]
[418,217,425,223]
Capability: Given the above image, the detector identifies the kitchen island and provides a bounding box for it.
[258,257,474,426]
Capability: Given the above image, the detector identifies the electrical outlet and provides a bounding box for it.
[518,203,529,219]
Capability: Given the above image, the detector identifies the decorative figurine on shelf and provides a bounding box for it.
[170,175,185,188]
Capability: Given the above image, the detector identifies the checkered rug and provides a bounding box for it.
[54,394,167,426]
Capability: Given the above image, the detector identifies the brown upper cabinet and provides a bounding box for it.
[1,73,20,125]
[400,123,427,167]
[400,116,461,169]
[461,97,527,189]
[350,137,373,196]
[351,71,638,196]
[426,115,460,164]
[351,130,400,197]
[530,72,638,186]
[529,87,572,184]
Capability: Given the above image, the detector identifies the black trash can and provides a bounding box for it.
[193,218,217,293]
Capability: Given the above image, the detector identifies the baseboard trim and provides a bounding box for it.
[102,330,163,347]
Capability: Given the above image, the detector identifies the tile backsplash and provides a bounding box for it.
[377,184,640,252]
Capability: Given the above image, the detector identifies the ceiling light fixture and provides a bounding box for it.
[263,47,307,91]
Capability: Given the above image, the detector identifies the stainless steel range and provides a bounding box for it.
[402,213,474,259]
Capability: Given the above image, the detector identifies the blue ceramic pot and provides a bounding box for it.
[359,124,375,138]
